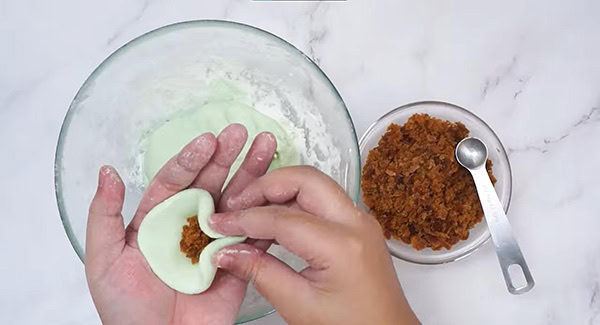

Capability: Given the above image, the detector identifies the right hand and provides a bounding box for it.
[209,167,420,325]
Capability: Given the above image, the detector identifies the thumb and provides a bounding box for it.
[86,166,126,280]
[213,244,313,312]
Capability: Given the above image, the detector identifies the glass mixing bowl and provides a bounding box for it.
[55,20,360,323]
[358,101,512,264]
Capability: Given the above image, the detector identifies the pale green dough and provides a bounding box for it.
[137,189,245,294]
[143,100,300,183]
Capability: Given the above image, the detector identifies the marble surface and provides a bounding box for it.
[1,0,599,324]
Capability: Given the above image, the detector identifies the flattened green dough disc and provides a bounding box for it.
[143,101,300,183]
[137,189,245,294]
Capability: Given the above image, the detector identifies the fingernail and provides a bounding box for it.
[226,196,240,210]
[226,191,252,210]
[208,213,224,226]
[98,166,112,188]
[209,213,239,234]
[177,149,200,170]
[262,132,276,143]
[193,133,213,147]
[100,165,113,175]
[178,134,215,169]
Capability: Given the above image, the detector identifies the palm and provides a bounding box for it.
[92,245,246,325]
[85,126,276,325]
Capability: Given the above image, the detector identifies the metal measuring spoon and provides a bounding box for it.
[456,137,534,294]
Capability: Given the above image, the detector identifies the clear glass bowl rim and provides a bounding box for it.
[358,100,513,265]
[54,20,360,324]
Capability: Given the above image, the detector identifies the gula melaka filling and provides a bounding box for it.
[361,114,497,251]
[180,216,214,264]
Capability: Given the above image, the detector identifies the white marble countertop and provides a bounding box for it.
[1,1,599,324]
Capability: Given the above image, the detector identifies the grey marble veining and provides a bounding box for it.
[1,0,599,324]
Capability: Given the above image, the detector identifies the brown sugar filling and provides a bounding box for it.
[361,114,497,251]
[180,216,214,264]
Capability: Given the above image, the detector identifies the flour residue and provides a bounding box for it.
[130,66,341,188]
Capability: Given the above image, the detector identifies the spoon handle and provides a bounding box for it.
[470,167,535,294]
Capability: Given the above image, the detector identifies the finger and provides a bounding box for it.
[210,206,342,268]
[225,166,356,223]
[213,243,313,313]
[86,166,126,280]
[247,239,274,252]
[191,124,248,202]
[219,132,277,212]
[127,133,217,233]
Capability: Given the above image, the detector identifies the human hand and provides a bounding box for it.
[85,124,277,325]
[209,167,421,325]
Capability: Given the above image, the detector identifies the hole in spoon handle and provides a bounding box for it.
[499,252,535,295]
[469,168,535,295]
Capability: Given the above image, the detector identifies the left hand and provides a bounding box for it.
[85,124,276,325]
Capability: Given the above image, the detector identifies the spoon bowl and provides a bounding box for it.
[456,137,488,170]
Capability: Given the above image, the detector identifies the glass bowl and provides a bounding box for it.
[358,101,512,264]
[55,20,360,323]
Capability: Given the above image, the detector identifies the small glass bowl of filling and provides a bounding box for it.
[359,101,512,264]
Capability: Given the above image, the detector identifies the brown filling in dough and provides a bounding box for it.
[361,114,496,250]
[180,216,214,264]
